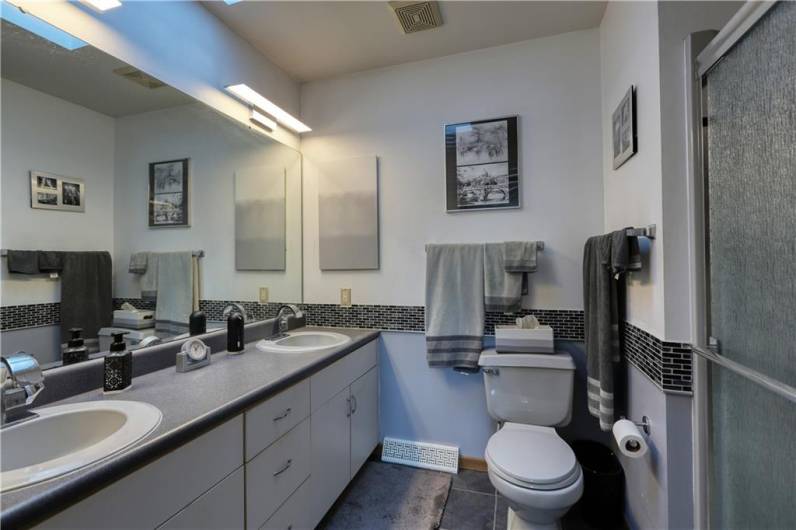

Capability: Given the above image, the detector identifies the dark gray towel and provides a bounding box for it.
[60,252,113,342]
[583,230,640,431]
[38,251,64,272]
[6,250,39,274]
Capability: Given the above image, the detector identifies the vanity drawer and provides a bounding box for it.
[159,467,244,529]
[246,418,311,529]
[260,477,311,530]
[245,379,310,461]
[311,339,377,411]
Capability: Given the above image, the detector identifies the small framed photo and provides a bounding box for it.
[30,171,85,212]
[149,158,189,227]
[445,116,519,212]
[612,86,637,169]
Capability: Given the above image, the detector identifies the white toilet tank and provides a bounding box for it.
[479,350,576,427]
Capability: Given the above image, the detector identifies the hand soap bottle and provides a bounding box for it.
[189,310,207,336]
[104,331,132,393]
[63,327,89,365]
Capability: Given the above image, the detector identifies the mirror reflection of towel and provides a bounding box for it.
[60,251,113,342]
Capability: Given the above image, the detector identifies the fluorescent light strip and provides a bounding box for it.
[224,0,244,4]
[83,0,122,12]
[0,1,87,50]
[250,109,276,132]
[226,84,311,134]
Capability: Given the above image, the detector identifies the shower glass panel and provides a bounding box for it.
[703,2,796,528]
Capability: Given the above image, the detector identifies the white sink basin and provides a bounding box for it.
[1,400,162,492]
[256,331,351,353]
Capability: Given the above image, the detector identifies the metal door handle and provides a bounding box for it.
[273,459,292,477]
[351,395,358,414]
[273,408,292,422]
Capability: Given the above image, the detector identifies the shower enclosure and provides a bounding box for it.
[688,2,796,528]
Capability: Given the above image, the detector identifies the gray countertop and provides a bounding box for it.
[1,326,380,528]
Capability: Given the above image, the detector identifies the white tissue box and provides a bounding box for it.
[495,325,554,353]
[112,309,155,329]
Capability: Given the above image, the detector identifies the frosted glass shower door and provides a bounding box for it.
[702,2,796,528]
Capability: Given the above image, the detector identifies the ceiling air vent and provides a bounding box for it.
[389,1,443,34]
[112,66,166,89]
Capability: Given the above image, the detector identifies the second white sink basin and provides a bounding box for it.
[1,400,162,492]
[256,331,351,353]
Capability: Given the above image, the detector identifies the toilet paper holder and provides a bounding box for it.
[621,415,651,435]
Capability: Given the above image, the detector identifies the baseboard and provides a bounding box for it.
[459,455,487,472]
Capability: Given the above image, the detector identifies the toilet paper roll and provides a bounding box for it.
[612,419,648,458]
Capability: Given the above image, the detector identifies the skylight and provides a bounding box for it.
[0,1,87,51]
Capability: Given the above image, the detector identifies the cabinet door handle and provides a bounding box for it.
[273,408,292,422]
[351,395,358,414]
[273,459,293,477]
[346,397,352,417]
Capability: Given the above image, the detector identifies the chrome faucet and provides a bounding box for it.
[275,304,304,336]
[222,303,248,323]
[1,352,44,427]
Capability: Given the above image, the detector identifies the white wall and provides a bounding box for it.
[0,79,115,306]
[114,103,302,303]
[600,0,666,339]
[12,0,301,149]
[301,30,604,457]
[301,29,604,309]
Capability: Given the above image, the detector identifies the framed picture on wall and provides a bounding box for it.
[149,158,189,227]
[29,170,85,212]
[444,116,519,212]
[612,86,637,169]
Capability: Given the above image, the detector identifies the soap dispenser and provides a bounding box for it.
[189,310,207,336]
[104,331,132,393]
[227,312,245,354]
[63,327,89,365]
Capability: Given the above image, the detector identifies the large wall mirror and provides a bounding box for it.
[0,10,302,368]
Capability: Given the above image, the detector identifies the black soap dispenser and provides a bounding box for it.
[227,312,245,354]
[104,331,132,393]
[63,327,89,365]
[189,310,207,336]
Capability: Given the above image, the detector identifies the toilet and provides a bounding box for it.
[479,351,583,530]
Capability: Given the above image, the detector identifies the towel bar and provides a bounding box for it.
[625,225,656,239]
[424,241,544,252]
[0,249,205,257]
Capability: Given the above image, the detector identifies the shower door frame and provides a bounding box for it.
[685,2,791,528]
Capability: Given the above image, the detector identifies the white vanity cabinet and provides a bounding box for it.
[308,340,379,528]
[32,338,379,530]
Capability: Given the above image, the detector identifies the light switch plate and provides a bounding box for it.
[259,287,269,304]
[340,288,352,307]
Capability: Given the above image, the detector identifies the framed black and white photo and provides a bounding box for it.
[30,170,85,212]
[149,158,189,227]
[445,116,519,212]
[612,86,637,169]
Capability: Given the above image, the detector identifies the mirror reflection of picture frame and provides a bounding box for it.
[29,170,85,212]
[612,86,637,169]
[149,158,190,228]
[444,116,520,213]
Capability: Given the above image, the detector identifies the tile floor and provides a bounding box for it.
[440,469,608,530]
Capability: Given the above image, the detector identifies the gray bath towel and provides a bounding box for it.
[154,252,198,334]
[38,251,63,272]
[60,251,113,342]
[140,253,158,300]
[503,241,539,273]
[583,229,640,431]
[425,244,485,370]
[6,250,39,274]
[129,252,149,274]
[484,242,523,313]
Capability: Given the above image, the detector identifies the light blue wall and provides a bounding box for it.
[378,331,607,458]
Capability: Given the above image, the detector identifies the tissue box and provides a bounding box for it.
[112,309,155,329]
[495,325,554,353]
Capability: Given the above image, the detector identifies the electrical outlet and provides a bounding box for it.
[259,287,269,304]
[340,288,352,307]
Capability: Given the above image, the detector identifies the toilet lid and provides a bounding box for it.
[486,424,580,490]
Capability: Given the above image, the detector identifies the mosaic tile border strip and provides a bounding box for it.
[624,322,693,394]
[0,303,60,331]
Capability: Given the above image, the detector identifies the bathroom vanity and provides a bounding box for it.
[0,327,380,529]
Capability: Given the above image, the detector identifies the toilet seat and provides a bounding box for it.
[485,423,580,491]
